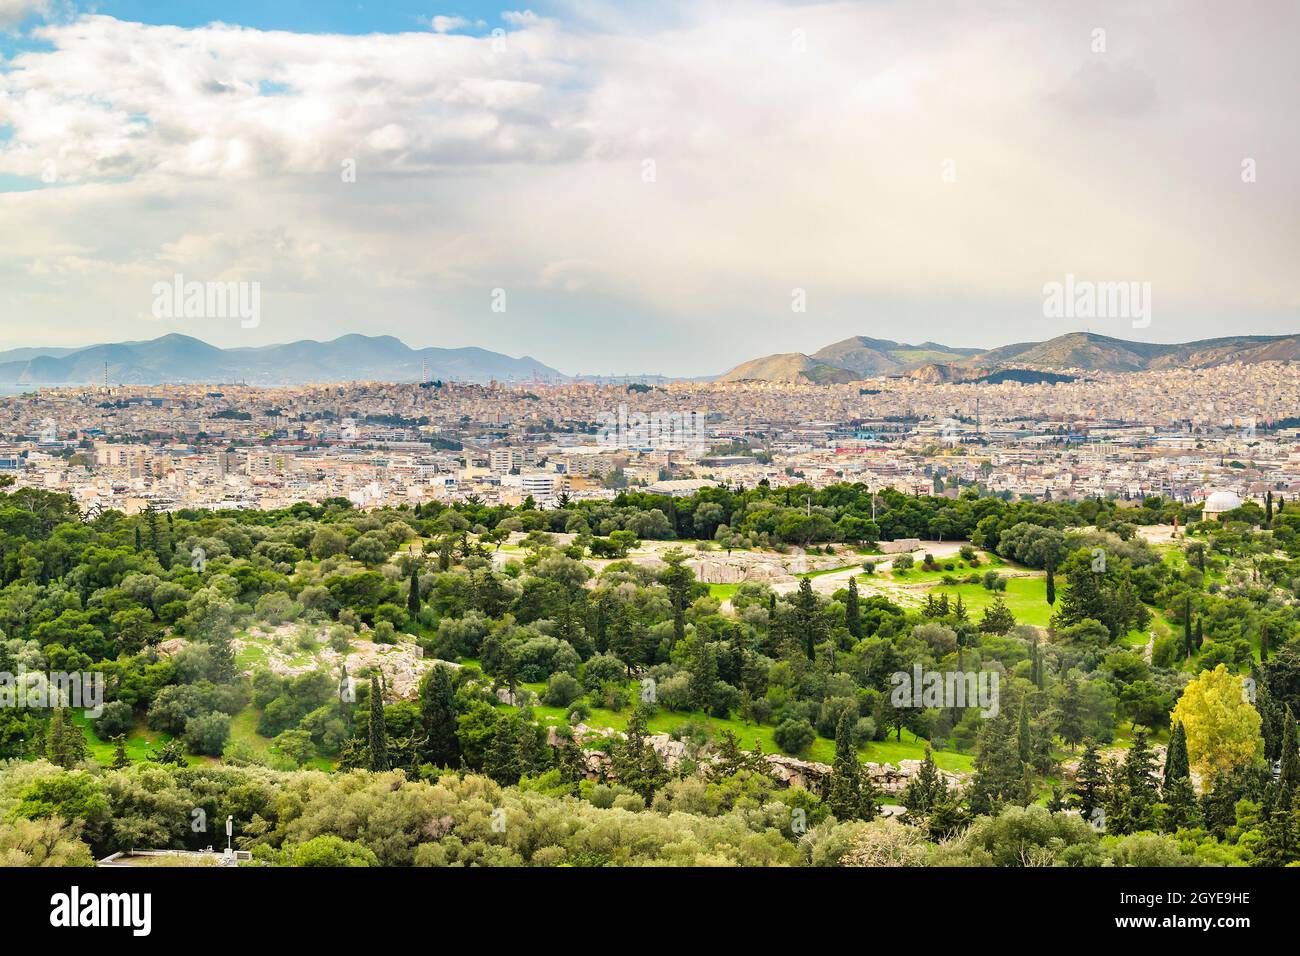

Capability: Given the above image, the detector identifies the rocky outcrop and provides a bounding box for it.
[878,538,921,554]
[685,551,845,585]
[765,754,831,789]
[233,624,452,701]
[554,723,970,793]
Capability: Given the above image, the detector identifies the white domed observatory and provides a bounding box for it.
[1202,489,1244,521]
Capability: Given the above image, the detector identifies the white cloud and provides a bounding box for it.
[428,15,469,34]
[501,10,540,27]
[0,0,1295,373]
[0,0,45,30]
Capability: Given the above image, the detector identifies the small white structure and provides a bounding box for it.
[1202,489,1244,521]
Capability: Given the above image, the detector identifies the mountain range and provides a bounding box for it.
[4,330,1300,387]
[718,332,1300,382]
[0,334,565,386]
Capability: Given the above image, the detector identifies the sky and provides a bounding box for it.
[0,0,1296,376]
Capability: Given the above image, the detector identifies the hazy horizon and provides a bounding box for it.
[6,326,1300,381]
[2,0,1297,375]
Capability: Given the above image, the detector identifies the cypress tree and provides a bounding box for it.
[1255,789,1300,866]
[1017,701,1032,764]
[1164,721,1190,789]
[484,715,522,786]
[845,576,862,639]
[49,709,87,769]
[368,674,390,771]
[1045,563,1056,606]
[1056,677,1085,751]
[1195,617,1204,651]
[826,712,862,821]
[419,664,461,767]
[610,704,667,802]
[969,715,1029,816]
[1183,598,1193,658]
[1073,742,1106,821]
[1259,683,1285,761]
[1117,729,1158,833]
[44,709,67,768]
[110,734,130,769]
[796,577,819,659]
[687,641,718,713]
[557,734,587,788]
[407,563,421,620]
[1280,706,1300,798]
[661,552,693,648]
[901,747,946,822]
[1162,721,1198,833]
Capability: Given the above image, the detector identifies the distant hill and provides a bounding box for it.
[719,337,981,384]
[0,333,565,386]
[811,336,983,376]
[720,332,1300,382]
[717,352,860,384]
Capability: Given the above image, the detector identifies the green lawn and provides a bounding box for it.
[921,575,1053,627]
[69,710,198,766]
[800,563,865,580]
[228,705,334,771]
[707,564,862,600]
[886,552,1011,585]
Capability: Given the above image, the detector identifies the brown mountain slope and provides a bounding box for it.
[721,332,1300,381]
[717,352,859,383]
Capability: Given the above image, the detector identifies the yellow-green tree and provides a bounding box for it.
[1170,665,1263,781]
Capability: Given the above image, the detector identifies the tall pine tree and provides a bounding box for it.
[1161,720,1198,832]
[1072,741,1106,823]
[407,563,421,620]
[845,576,862,639]
[419,664,461,768]
[1279,705,1300,799]
[368,674,390,771]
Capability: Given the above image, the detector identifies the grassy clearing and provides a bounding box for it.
[800,563,865,580]
[228,705,334,772]
[69,710,198,766]
[919,575,1053,627]
[512,683,973,772]
[885,552,1011,585]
